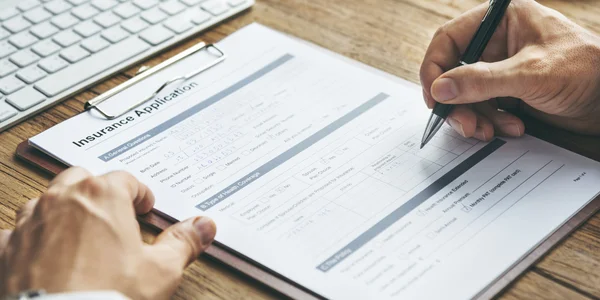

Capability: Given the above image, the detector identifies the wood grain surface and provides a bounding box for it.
[1,0,600,299]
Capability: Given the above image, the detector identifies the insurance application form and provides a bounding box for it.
[30,23,600,299]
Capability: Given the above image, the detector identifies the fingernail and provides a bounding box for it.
[474,127,487,141]
[193,217,216,246]
[431,78,458,102]
[499,123,522,136]
[447,117,465,137]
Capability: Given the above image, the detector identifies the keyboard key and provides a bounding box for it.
[73,21,101,37]
[121,16,149,33]
[53,30,81,47]
[228,0,246,7]
[60,45,89,63]
[139,26,173,45]
[16,65,47,83]
[191,10,211,25]
[91,0,118,11]
[201,0,229,16]
[3,17,33,33]
[0,8,19,22]
[0,76,26,95]
[10,49,40,67]
[101,26,129,43]
[94,11,121,28]
[23,7,53,23]
[35,37,150,96]
[81,35,109,52]
[0,41,18,58]
[30,22,60,39]
[140,8,167,24]
[8,32,39,49]
[6,86,46,110]
[159,0,186,15]
[71,4,99,19]
[38,55,69,73]
[45,0,73,15]
[0,60,19,77]
[0,102,18,122]
[113,3,141,19]
[0,28,9,40]
[181,0,203,6]
[133,0,159,10]
[51,12,79,29]
[18,0,42,12]
[31,39,61,57]
[163,17,192,34]
[66,0,88,5]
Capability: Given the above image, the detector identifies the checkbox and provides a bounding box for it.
[242,150,250,156]
[427,232,437,239]
[462,206,472,212]
[217,165,226,170]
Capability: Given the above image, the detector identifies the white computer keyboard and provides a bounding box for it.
[0,0,253,132]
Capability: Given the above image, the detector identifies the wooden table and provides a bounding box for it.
[2,0,600,299]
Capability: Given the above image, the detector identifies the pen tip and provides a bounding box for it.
[420,143,425,149]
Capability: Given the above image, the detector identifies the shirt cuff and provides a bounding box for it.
[36,291,130,300]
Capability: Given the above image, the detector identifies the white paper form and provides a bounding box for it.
[30,23,600,300]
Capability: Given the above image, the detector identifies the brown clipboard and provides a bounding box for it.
[16,115,600,300]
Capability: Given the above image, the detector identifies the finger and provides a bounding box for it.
[430,56,527,104]
[49,166,93,188]
[150,217,216,270]
[420,2,506,104]
[473,102,525,137]
[16,198,39,227]
[0,229,12,254]
[99,171,155,215]
[473,112,495,142]
[423,88,435,109]
[446,105,478,138]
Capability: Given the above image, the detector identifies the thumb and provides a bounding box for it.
[430,57,526,104]
[150,216,216,269]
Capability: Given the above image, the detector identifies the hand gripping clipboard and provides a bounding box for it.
[16,40,600,299]
[19,41,323,300]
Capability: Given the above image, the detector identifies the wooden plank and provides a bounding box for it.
[498,272,592,300]
[535,215,600,298]
[1,0,600,299]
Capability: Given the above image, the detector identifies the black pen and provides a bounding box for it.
[420,0,511,149]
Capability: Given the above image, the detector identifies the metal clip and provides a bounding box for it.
[84,43,227,120]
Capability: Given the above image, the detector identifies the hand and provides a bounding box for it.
[0,167,217,299]
[420,0,600,140]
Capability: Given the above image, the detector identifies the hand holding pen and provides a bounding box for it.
[419,0,600,147]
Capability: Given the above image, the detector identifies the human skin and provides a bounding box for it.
[0,167,216,300]
[420,0,600,140]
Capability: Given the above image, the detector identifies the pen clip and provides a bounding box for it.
[482,0,496,22]
[84,43,227,120]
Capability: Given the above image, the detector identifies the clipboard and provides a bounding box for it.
[16,115,600,300]
[15,37,600,299]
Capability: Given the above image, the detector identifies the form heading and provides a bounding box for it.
[71,82,199,148]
